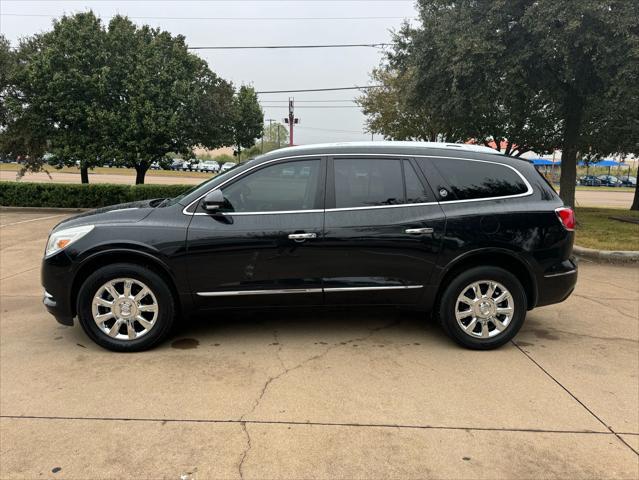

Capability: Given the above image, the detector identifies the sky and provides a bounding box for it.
[0,0,418,145]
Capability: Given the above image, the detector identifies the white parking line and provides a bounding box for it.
[0,214,65,228]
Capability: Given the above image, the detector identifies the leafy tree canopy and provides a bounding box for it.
[361,0,638,207]
[0,12,238,184]
[232,85,264,158]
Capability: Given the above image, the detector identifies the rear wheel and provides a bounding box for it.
[436,266,526,350]
[77,263,176,352]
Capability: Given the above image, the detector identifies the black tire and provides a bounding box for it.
[77,263,176,352]
[435,266,527,350]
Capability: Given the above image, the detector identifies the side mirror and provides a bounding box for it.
[202,190,226,212]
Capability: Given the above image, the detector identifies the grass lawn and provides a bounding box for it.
[0,163,211,178]
[574,186,635,193]
[575,207,639,251]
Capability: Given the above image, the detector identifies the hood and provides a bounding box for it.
[52,199,159,232]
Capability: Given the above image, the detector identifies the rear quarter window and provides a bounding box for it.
[428,158,529,201]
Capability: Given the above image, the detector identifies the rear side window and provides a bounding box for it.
[404,160,429,203]
[334,158,404,208]
[429,158,528,200]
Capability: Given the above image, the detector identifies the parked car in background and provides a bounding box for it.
[150,161,161,170]
[42,141,577,352]
[170,159,184,171]
[620,176,636,187]
[197,160,220,173]
[597,175,623,187]
[578,175,602,186]
[220,161,237,173]
[181,159,201,172]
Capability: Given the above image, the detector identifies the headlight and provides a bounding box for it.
[45,225,94,257]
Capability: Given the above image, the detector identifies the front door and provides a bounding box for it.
[322,156,445,305]
[186,157,326,309]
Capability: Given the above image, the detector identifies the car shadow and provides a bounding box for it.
[167,306,446,349]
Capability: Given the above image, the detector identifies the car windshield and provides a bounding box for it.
[166,159,257,206]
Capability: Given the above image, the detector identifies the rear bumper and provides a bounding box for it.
[535,258,578,307]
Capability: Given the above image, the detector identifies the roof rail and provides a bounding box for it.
[281,141,502,155]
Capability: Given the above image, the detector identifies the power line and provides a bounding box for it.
[260,99,357,103]
[256,86,380,94]
[261,105,361,109]
[188,43,390,50]
[297,125,365,134]
[0,13,415,21]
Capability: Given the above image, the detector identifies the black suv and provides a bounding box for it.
[42,142,577,352]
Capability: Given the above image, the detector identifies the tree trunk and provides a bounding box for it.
[135,164,148,185]
[80,165,89,184]
[631,166,639,211]
[559,92,584,208]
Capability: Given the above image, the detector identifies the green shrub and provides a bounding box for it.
[214,154,236,164]
[0,182,191,208]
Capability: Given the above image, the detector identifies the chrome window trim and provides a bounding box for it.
[196,285,423,296]
[183,155,322,216]
[427,157,533,204]
[182,153,533,216]
[218,209,324,216]
[325,202,438,212]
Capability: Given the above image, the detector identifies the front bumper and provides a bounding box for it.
[41,251,76,326]
[535,258,578,307]
[43,290,74,326]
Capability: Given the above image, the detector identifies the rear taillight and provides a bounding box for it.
[555,207,575,231]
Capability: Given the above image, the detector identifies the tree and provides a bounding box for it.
[232,85,263,159]
[0,35,50,165]
[357,66,462,141]
[365,0,637,207]
[264,121,288,147]
[104,16,236,184]
[0,15,110,182]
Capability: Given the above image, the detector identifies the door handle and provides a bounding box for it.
[288,232,317,241]
[405,227,434,234]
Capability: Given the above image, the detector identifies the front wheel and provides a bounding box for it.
[436,266,527,350]
[77,263,176,352]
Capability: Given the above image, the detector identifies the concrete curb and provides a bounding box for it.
[574,245,639,263]
[0,206,90,214]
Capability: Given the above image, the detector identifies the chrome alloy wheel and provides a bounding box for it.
[455,280,514,339]
[91,278,159,340]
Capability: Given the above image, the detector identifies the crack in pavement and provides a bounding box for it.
[571,294,639,320]
[237,422,252,480]
[234,319,401,476]
[239,319,401,422]
[525,326,639,344]
[0,265,40,281]
[272,329,287,371]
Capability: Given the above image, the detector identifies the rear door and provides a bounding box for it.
[322,156,446,305]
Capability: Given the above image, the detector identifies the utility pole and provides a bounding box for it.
[284,97,298,146]
[266,118,274,152]
[288,98,294,146]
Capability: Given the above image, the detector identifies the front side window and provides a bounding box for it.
[429,158,528,201]
[220,159,321,212]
